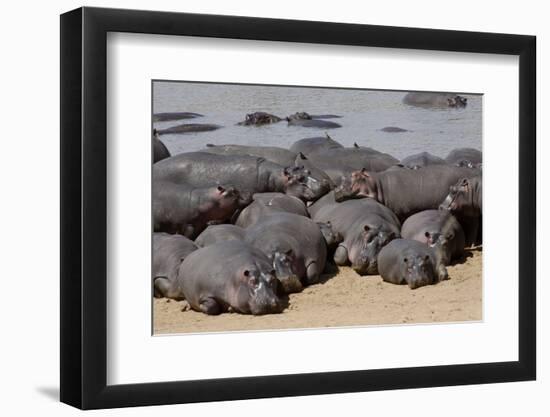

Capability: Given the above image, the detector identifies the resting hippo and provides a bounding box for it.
[403,92,468,108]
[153,152,327,202]
[401,210,465,265]
[286,112,342,129]
[175,241,283,315]
[289,134,344,155]
[153,112,202,122]
[194,224,246,247]
[153,130,170,163]
[440,176,482,246]
[245,213,327,293]
[153,181,246,239]
[346,165,481,220]
[378,239,448,289]
[235,198,306,228]
[400,152,446,169]
[380,126,409,133]
[310,196,400,274]
[153,233,199,298]
[156,123,221,135]
[306,145,399,174]
[237,112,282,126]
[445,148,482,167]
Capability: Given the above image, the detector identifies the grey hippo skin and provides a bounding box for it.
[153,181,246,239]
[153,233,198,299]
[401,209,465,265]
[400,151,446,169]
[445,148,482,167]
[152,112,202,122]
[153,152,327,202]
[378,239,449,289]
[235,193,308,228]
[346,165,481,221]
[289,134,344,155]
[237,112,282,126]
[245,213,327,293]
[153,130,170,163]
[380,126,409,133]
[310,194,400,274]
[194,224,246,247]
[403,92,468,108]
[156,123,221,135]
[309,114,342,119]
[175,241,283,315]
[286,112,342,129]
[440,175,482,246]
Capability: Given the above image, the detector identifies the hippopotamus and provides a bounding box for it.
[380,126,409,133]
[194,224,246,247]
[286,112,342,129]
[153,233,199,298]
[235,197,306,228]
[403,92,468,108]
[153,129,170,163]
[174,241,283,315]
[440,175,482,246]
[378,239,448,289]
[153,112,202,122]
[156,123,221,135]
[309,114,342,119]
[153,181,247,239]
[401,210,465,265]
[153,152,328,202]
[445,148,482,167]
[310,195,400,274]
[345,165,481,220]
[237,112,282,126]
[289,134,344,155]
[317,221,343,251]
[400,152,446,169]
[245,213,327,293]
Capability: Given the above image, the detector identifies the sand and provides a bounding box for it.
[153,248,482,334]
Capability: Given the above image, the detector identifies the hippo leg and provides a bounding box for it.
[334,245,349,266]
[199,296,222,315]
[154,277,183,299]
[461,217,479,247]
[436,264,449,282]
[306,261,320,285]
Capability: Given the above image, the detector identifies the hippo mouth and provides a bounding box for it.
[439,193,457,211]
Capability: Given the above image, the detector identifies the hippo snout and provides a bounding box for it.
[279,274,303,294]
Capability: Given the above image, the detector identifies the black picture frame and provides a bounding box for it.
[60,6,536,410]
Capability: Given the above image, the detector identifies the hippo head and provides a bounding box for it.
[282,165,328,202]
[286,111,311,121]
[267,249,302,293]
[213,185,241,210]
[448,95,467,108]
[236,267,282,315]
[455,159,475,168]
[349,224,396,275]
[400,254,437,289]
[349,169,379,200]
[440,177,480,217]
[424,231,453,266]
[317,221,343,249]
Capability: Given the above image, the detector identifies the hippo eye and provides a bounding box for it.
[403,258,408,263]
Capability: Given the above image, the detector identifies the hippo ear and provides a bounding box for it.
[354,142,359,148]
[461,178,469,186]
[243,269,250,277]
[298,152,307,160]
[424,231,431,239]
[217,185,225,193]
[360,168,369,176]
[363,225,370,232]
[285,248,294,257]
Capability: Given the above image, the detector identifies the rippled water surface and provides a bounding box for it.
[153,81,482,160]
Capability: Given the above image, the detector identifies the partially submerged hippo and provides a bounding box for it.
[153,152,328,202]
[194,224,246,247]
[289,134,344,155]
[400,151,446,169]
[378,239,448,289]
[245,213,327,293]
[156,123,221,135]
[175,241,283,315]
[445,148,482,167]
[286,112,342,129]
[401,209,465,265]
[237,112,282,126]
[403,92,468,108]
[153,129,170,163]
[381,126,409,133]
[153,181,246,239]
[153,112,202,122]
[310,195,400,274]
[153,233,198,298]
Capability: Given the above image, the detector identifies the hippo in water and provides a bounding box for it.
[245,213,327,293]
[286,112,342,129]
[378,239,448,289]
[289,134,344,155]
[380,126,409,133]
[156,123,221,135]
[153,181,248,239]
[237,112,283,126]
[401,209,465,265]
[445,148,482,167]
[194,224,246,247]
[153,152,329,202]
[403,92,468,108]
[174,241,283,315]
[153,233,198,298]
[153,112,203,122]
[400,152,446,169]
[310,194,400,274]
[153,129,170,163]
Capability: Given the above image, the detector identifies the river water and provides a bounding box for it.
[153,81,482,160]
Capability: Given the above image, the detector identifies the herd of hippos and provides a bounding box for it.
[152,92,481,316]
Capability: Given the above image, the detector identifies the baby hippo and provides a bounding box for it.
[175,241,283,315]
[194,224,245,247]
[378,239,449,289]
[401,210,465,265]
